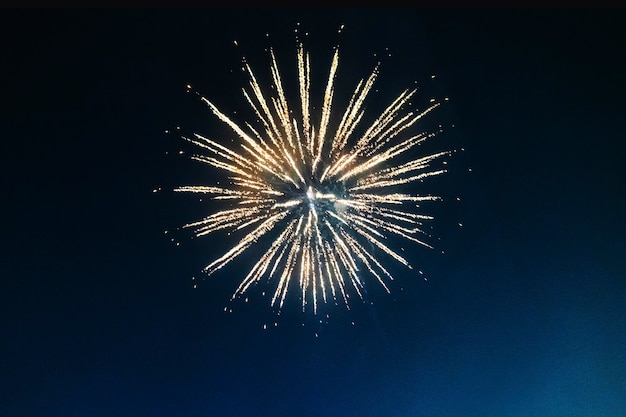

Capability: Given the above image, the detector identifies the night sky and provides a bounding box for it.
[2,9,626,417]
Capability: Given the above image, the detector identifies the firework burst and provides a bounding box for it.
[175,35,450,314]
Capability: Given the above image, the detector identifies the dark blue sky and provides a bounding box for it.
[2,9,625,417]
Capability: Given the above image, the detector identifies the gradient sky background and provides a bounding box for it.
[2,9,625,417]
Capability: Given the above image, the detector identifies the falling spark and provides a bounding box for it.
[175,38,450,314]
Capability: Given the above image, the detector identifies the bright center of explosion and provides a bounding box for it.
[305,185,337,210]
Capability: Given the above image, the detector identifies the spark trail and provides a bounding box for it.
[175,39,450,314]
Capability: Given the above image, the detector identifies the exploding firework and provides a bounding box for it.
[174,33,450,314]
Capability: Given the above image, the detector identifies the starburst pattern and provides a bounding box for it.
[175,38,450,313]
